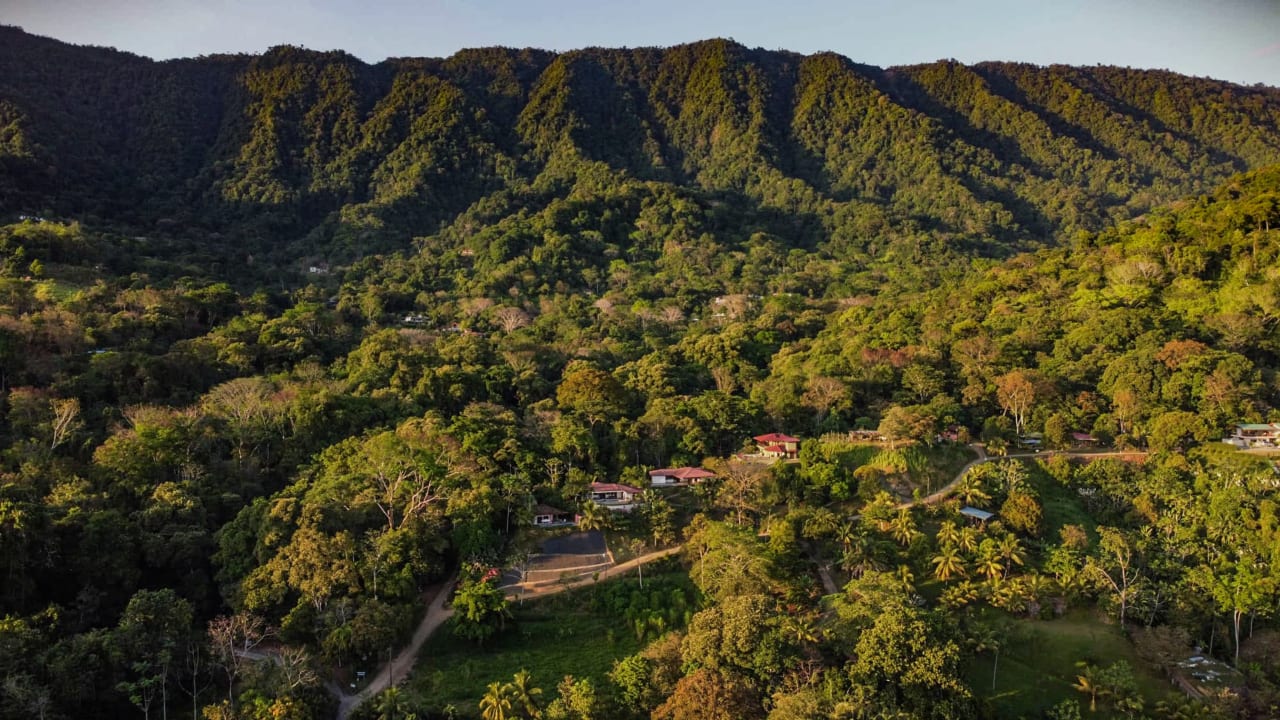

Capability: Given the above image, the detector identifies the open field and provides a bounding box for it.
[965,609,1173,718]
[407,565,692,717]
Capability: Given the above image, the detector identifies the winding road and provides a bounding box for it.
[811,444,1148,595]
[333,444,1145,717]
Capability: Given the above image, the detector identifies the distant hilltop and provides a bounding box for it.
[3,25,1280,265]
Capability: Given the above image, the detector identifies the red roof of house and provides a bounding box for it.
[590,482,644,494]
[533,504,567,515]
[649,466,717,480]
[754,433,800,443]
[761,444,789,453]
[1071,432,1098,442]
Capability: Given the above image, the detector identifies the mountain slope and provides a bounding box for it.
[3,26,1280,266]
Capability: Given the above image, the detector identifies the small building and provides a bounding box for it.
[532,504,575,527]
[848,429,886,443]
[402,313,427,325]
[960,506,995,526]
[589,482,645,512]
[649,466,716,486]
[1071,432,1098,447]
[1226,423,1280,448]
[754,433,801,459]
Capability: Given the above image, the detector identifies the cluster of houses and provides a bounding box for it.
[529,430,804,527]
[753,433,801,459]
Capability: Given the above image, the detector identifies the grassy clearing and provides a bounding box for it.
[406,567,691,717]
[1026,460,1097,541]
[964,608,1173,719]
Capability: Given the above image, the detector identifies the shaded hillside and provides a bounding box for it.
[3,26,1280,267]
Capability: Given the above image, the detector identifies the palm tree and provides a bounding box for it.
[997,534,1025,575]
[935,520,961,549]
[975,543,1004,582]
[841,532,886,578]
[956,526,980,554]
[1072,663,1106,713]
[931,547,966,581]
[508,670,543,719]
[479,681,515,720]
[958,475,991,506]
[889,509,918,547]
[834,522,857,553]
[966,623,1002,691]
[377,687,412,720]
[896,564,915,593]
[576,501,613,532]
[781,614,821,646]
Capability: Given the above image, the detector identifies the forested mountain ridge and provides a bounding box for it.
[4,25,1280,271]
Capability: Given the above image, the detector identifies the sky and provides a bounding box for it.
[5,0,1280,86]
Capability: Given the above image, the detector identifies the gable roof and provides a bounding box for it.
[960,506,995,522]
[754,433,800,443]
[590,482,644,494]
[532,503,567,516]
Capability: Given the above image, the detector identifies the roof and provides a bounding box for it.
[649,466,717,480]
[590,482,644,494]
[1071,432,1098,441]
[761,444,790,453]
[1236,423,1280,431]
[755,433,800,443]
[960,506,995,521]
[532,504,566,516]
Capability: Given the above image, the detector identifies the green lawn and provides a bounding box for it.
[1026,460,1098,541]
[964,609,1173,719]
[405,568,690,717]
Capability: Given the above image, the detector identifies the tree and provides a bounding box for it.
[452,576,512,645]
[1085,527,1142,627]
[376,687,413,720]
[556,364,627,427]
[888,509,918,547]
[576,501,613,532]
[1071,663,1104,713]
[1192,558,1273,665]
[878,405,935,448]
[49,396,82,451]
[931,547,966,582]
[113,589,194,720]
[208,613,270,703]
[801,376,847,429]
[847,604,972,718]
[359,431,447,531]
[509,670,543,719]
[999,491,1042,537]
[652,669,762,720]
[543,675,600,720]
[994,370,1037,436]
[480,681,516,720]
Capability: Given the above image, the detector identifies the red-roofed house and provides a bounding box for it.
[754,433,800,459]
[649,466,717,486]
[589,482,645,511]
[1071,432,1098,447]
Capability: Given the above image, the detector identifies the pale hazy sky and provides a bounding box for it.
[5,0,1280,86]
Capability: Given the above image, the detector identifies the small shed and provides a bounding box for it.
[960,506,995,526]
